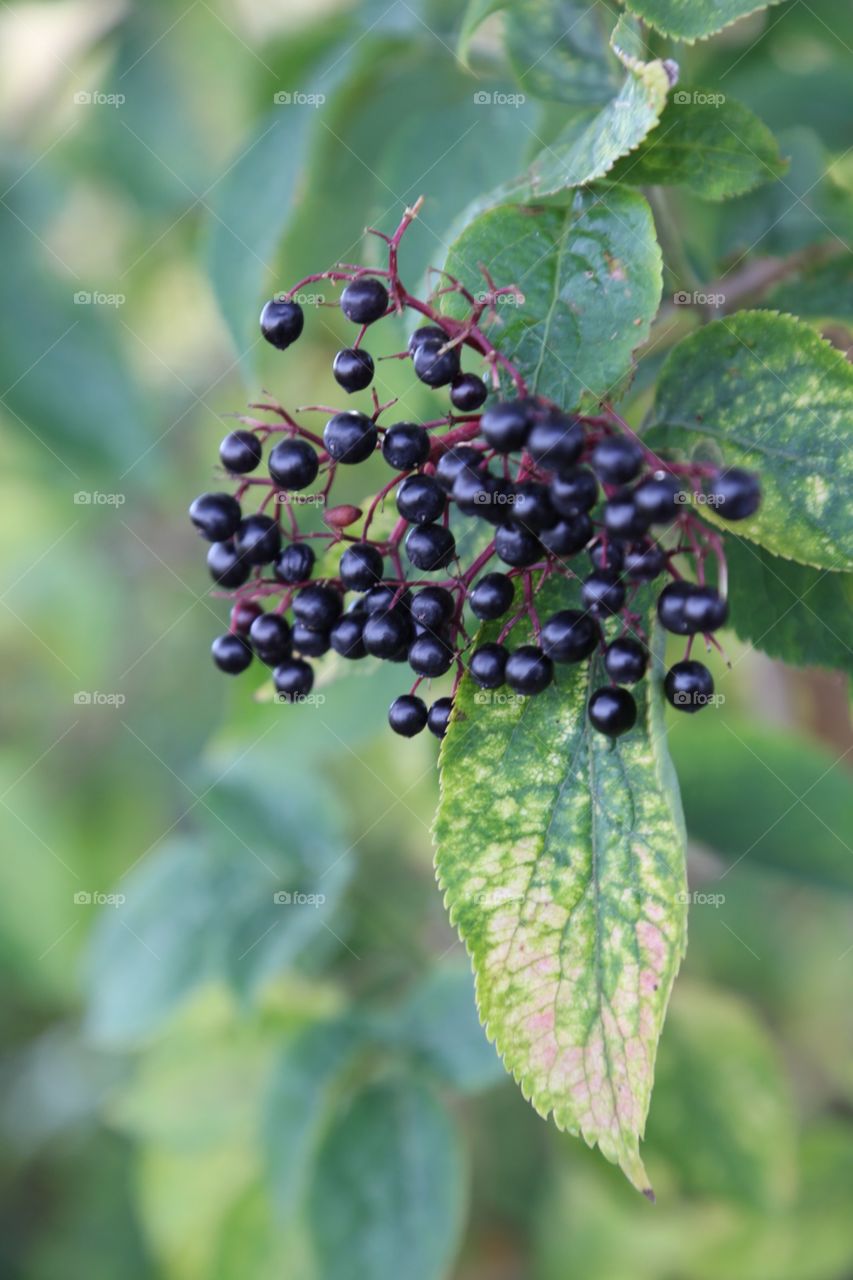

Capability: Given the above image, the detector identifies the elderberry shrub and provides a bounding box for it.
[191,205,762,739]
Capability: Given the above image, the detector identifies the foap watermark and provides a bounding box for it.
[74,90,125,108]
[274,492,325,507]
[272,691,327,707]
[273,890,326,906]
[673,90,725,107]
[671,689,725,710]
[475,289,525,307]
[473,488,518,511]
[74,290,126,308]
[673,290,725,308]
[74,890,126,907]
[674,489,726,509]
[473,90,526,107]
[473,689,526,707]
[676,890,725,908]
[273,90,326,107]
[73,691,126,707]
[74,490,126,506]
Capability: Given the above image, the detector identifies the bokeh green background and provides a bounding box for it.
[1,1,852,1277]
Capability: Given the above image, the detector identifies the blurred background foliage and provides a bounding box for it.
[0,1,852,1277]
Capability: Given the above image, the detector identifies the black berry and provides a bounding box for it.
[190,492,241,542]
[683,585,728,633]
[389,694,428,737]
[212,633,252,674]
[260,298,304,349]
[633,472,682,523]
[274,542,315,584]
[207,540,249,588]
[220,431,262,474]
[603,491,650,541]
[293,584,343,631]
[469,642,507,688]
[551,467,598,516]
[382,422,430,471]
[470,572,514,620]
[657,581,697,635]
[495,523,541,568]
[413,336,461,387]
[340,543,384,591]
[231,599,262,633]
[581,571,626,616]
[450,372,488,412]
[405,524,456,571]
[505,646,553,695]
[604,637,647,684]
[664,660,714,712]
[234,514,281,565]
[292,622,331,657]
[540,610,598,663]
[268,439,319,490]
[513,482,556,533]
[363,609,413,659]
[480,399,532,453]
[249,612,292,665]
[323,411,378,464]
[540,514,593,556]
[408,325,447,355]
[624,541,666,581]
[427,697,453,739]
[707,468,761,520]
[411,586,454,631]
[408,633,453,677]
[273,658,314,701]
[436,446,482,492]
[588,686,637,736]
[396,474,446,525]
[591,436,644,485]
[364,584,411,614]
[330,613,367,659]
[340,277,388,325]
[526,411,584,472]
[589,537,625,573]
[333,348,374,393]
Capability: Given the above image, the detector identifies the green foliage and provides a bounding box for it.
[623,0,785,42]
[647,311,853,569]
[608,93,787,199]
[444,189,662,406]
[435,579,686,1193]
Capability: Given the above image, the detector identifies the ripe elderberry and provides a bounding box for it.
[195,202,761,741]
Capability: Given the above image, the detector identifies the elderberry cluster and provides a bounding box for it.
[189,203,761,740]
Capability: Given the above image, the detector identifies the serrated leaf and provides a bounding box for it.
[504,1,625,107]
[764,252,853,325]
[672,716,853,892]
[434,578,687,1194]
[720,531,853,676]
[608,92,786,199]
[307,1079,465,1280]
[443,189,662,407]
[645,311,853,570]
[623,0,785,42]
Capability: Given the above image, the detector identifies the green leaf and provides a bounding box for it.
[608,92,786,199]
[264,1020,363,1213]
[504,1,626,107]
[443,189,662,407]
[672,716,853,892]
[623,0,785,42]
[721,532,853,676]
[457,0,512,65]
[645,311,853,570]
[647,983,796,1207]
[205,27,352,374]
[764,252,853,325]
[307,1079,466,1280]
[434,577,687,1194]
[387,964,507,1092]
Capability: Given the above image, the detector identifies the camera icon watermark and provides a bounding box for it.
[674,490,726,508]
[473,689,525,706]
[73,490,126,506]
[274,492,324,506]
[73,691,126,707]
[676,890,725,907]
[74,90,125,108]
[672,690,725,709]
[473,489,518,509]
[273,90,326,107]
[273,691,327,707]
[673,290,726,308]
[672,90,725,107]
[73,290,125,308]
[73,889,126,907]
[473,90,526,107]
[272,890,326,906]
